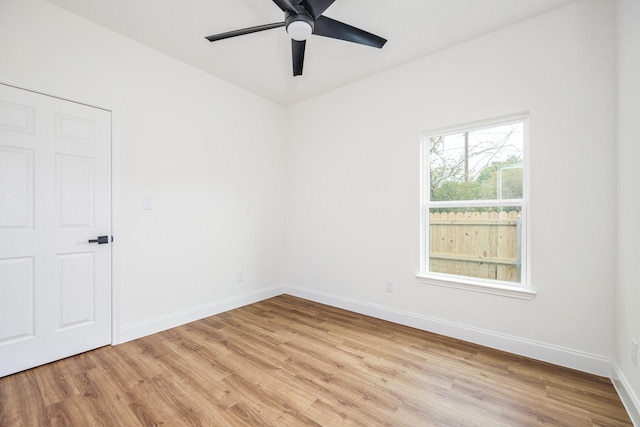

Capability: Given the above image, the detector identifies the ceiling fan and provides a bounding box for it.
[205,0,387,76]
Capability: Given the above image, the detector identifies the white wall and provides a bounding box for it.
[0,0,287,335]
[285,0,617,368]
[616,0,640,416]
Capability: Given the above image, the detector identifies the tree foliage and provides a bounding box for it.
[429,127,523,202]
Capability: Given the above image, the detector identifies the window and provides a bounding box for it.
[418,115,533,299]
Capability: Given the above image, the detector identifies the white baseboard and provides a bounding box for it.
[284,285,613,378]
[612,364,640,426]
[117,285,284,344]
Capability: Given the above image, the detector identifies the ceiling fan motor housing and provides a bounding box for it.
[285,10,315,39]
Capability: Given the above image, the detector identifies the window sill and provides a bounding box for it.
[415,273,536,300]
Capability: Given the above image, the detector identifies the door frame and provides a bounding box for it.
[0,73,121,345]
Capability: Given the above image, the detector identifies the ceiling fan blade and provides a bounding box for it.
[272,0,299,13]
[300,0,336,19]
[313,16,387,48]
[292,39,306,76]
[205,22,285,42]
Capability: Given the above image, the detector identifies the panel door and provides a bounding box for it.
[0,83,112,377]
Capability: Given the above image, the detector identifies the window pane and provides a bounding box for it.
[429,207,522,283]
[429,123,524,201]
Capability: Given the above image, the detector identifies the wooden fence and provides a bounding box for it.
[429,211,521,283]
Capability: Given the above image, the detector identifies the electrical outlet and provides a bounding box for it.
[632,339,638,367]
[236,272,244,283]
[385,281,394,293]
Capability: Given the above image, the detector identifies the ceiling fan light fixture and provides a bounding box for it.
[287,21,313,41]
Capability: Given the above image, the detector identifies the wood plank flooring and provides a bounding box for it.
[0,295,633,426]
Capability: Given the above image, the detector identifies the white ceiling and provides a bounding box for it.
[45,0,575,106]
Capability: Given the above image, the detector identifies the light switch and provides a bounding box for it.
[142,198,154,210]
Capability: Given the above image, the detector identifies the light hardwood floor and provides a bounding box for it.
[0,295,633,426]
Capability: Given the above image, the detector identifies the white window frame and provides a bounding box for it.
[416,114,535,300]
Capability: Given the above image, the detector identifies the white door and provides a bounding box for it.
[0,83,112,377]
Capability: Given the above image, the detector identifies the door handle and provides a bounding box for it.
[88,235,110,244]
